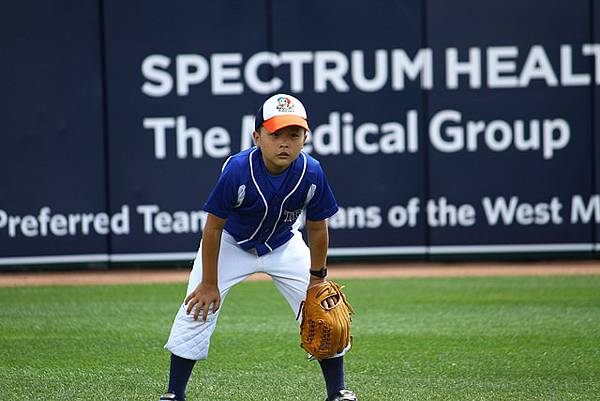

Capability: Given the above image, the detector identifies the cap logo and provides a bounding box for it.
[276,96,294,113]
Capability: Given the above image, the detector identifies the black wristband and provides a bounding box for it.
[309,266,327,278]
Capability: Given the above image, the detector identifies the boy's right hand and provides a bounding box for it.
[184,282,221,321]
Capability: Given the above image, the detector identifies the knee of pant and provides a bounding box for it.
[166,323,214,361]
[165,306,219,360]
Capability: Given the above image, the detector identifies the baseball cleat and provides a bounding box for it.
[327,388,358,401]
[159,393,179,401]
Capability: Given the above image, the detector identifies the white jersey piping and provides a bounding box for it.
[237,148,269,245]
[221,155,233,172]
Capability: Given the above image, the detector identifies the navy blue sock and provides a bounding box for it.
[167,353,197,401]
[318,356,345,399]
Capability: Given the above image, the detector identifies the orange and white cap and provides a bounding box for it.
[254,93,309,133]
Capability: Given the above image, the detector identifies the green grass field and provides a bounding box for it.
[1,275,600,400]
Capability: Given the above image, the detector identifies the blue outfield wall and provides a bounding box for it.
[0,0,599,268]
[426,0,596,256]
[0,1,109,267]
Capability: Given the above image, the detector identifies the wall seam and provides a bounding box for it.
[422,0,432,259]
[98,0,113,267]
[265,0,274,89]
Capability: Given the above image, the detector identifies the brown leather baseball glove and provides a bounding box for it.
[299,281,355,360]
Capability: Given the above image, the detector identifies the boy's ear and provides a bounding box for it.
[252,129,260,145]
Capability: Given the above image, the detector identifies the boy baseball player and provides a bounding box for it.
[159,94,357,401]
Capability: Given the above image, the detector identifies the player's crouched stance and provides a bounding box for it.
[159,94,357,401]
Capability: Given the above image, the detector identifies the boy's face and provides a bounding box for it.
[253,125,307,175]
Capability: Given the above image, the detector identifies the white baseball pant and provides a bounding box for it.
[165,229,314,360]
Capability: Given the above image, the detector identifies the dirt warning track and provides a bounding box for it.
[1,261,600,287]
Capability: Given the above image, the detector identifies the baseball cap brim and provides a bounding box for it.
[262,115,309,133]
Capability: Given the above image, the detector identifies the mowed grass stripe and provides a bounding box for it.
[0,275,599,400]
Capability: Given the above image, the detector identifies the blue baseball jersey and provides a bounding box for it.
[203,147,338,256]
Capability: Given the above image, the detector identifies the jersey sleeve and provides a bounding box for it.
[203,161,238,219]
[305,166,339,221]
